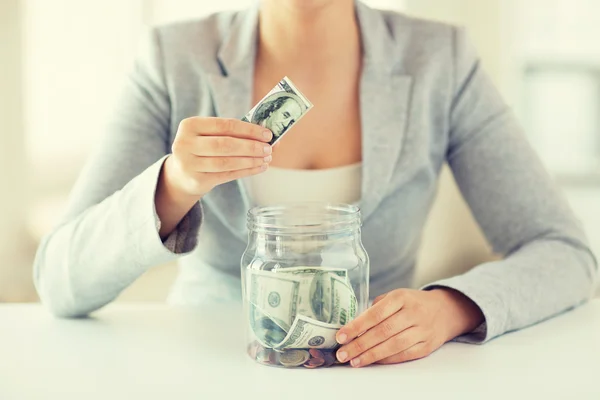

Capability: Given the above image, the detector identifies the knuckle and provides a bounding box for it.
[345,322,360,337]
[392,333,410,349]
[222,118,236,133]
[353,339,367,354]
[412,347,428,360]
[212,157,231,171]
[378,320,396,338]
[215,118,228,132]
[405,345,426,362]
[214,137,233,153]
[411,299,424,313]
[241,120,255,135]
[171,137,193,157]
[373,308,388,324]
[373,295,384,304]
[391,289,405,302]
[178,118,194,133]
[396,348,414,363]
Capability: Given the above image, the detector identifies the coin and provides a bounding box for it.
[269,350,281,365]
[323,351,336,367]
[279,350,310,367]
[247,341,260,359]
[303,357,325,368]
[256,349,273,364]
[309,349,324,359]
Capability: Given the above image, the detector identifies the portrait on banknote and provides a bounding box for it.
[251,92,305,141]
[242,76,313,145]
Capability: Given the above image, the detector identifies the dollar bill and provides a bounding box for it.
[275,314,342,350]
[277,266,348,282]
[248,268,321,323]
[321,274,357,326]
[249,304,290,348]
[247,266,358,349]
[250,267,349,323]
[241,76,313,145]
[248,271,299,330]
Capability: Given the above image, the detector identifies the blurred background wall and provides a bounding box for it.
[1,0,598,303]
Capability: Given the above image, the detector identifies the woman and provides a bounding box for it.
[34,0,597,368]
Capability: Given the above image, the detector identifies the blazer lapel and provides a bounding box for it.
[203,5,259,241]
[355,1,413,222]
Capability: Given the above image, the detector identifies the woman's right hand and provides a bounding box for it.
[166,117,273,197]
[156,117,273,238]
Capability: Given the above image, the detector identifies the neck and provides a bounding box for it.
[257,0,360,69]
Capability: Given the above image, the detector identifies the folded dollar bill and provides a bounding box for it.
[247,267,357,350]
[242,76,313,145]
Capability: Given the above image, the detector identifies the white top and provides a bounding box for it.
[1,302,599,400]
[243,163,363,206]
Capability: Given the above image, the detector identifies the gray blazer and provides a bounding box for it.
[34,1,597,343]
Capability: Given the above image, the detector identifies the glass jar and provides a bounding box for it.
[241,203,369,368]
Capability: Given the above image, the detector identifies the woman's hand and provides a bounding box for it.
[166,117,273,197]
[156,117,273,237]
[335,288,484,367]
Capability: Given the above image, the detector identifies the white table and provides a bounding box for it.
[1,301,599,400]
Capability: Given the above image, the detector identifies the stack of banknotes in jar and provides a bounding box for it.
[246,266,358,368]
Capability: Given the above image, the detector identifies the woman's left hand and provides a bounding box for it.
[335,288,484,367]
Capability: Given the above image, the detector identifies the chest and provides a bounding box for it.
[252,73,363,170]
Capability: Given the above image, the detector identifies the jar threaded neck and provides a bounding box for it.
[247,203,361,235]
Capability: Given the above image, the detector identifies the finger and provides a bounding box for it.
[336,291,404,345]
[372,293,387,306]
[376,342,431,365]
[348,327,422,368]
[179,117,273,142]
[191,156,271,173]
[215,163,269,184]
[192,136,272,157]
[336,311,413,362]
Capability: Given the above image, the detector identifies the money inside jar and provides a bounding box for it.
[246,266,358,368]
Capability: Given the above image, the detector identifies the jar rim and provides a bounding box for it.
[247,202,362,235]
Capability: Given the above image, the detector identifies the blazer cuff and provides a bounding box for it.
[156,202,202,254]
[421,267,506,344]
[129,155,202,267]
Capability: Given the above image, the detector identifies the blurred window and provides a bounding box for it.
[514,0,600,182]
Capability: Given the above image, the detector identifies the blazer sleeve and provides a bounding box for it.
[33,28,202,318]
[422,27,598,343]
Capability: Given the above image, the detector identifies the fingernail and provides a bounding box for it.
[263,130,272,140]
[337,351,347,362]
[337,333,347,344]
[261,163,268,171]
[264,155,272,163]
[351,358,361,367]
[264,146,272,155]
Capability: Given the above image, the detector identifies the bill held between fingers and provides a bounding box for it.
[179,117,273,142]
